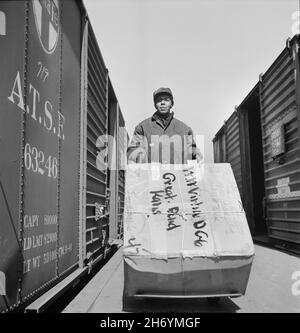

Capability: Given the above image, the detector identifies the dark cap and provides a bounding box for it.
[153,87,174,105]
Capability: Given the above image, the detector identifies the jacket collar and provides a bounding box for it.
[152,111,174,129]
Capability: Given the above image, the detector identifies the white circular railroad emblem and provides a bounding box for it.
[32,0,60,54]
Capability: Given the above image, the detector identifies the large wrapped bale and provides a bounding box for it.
[123,163,255,298]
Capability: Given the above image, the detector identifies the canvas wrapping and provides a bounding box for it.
[124,163,254,259]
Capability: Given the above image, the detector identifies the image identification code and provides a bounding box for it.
[99,316,201,330]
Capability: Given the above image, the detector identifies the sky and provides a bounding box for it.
[84,0,299,163]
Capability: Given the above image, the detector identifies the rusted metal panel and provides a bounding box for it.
[0,0,26,312]
[260,36,300,254]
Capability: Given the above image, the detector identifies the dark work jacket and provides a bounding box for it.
[127,111,202,164]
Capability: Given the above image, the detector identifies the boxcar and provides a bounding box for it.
[213,35,300,255]
[0,0,127,312]
[259,36,300,254]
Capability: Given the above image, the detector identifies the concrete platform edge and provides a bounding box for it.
[62,246,123,313]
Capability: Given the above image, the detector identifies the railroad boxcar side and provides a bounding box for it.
[213,35,300,255]
[0,0,127,312]
[259,36,300,254]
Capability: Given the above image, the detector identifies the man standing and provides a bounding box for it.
[127,87,202,164]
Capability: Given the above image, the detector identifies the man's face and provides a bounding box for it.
[155,94,173,114]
